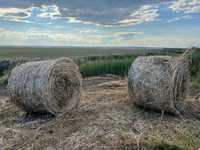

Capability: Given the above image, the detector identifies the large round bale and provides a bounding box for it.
[8,57,82,115]
[128,49,194,115]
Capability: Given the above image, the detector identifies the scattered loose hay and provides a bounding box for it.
[1,76,200,149]
[128,48,200,118]
[8,57,82,115]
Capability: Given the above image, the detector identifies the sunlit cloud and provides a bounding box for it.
[0,7,31,23]
[115,31,144,36]
[37,5,61,19]
[65,5,159,27]
[170,0,200,13]
[0,5,61,23]
[0,28,105,46]
[117,5,159,26]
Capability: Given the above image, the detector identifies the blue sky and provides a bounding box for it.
[0,0,199,48]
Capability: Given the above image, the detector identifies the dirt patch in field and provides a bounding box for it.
[0,75,200,150]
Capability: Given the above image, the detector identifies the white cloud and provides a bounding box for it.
[167,15,194,23]
[37,5,61,19]
[67,17,82,23]
[0,0,165,27]
[26,29,105,45]
[115,31,144,36]
[0,5,61,23]
[117,5,159,26]
[0,3,160,27]
[0,27,199,48]
[65,5,159,27]
[0,28,104,46]
[66,16,99,26]
[78,29,98,34]
[122,36,200,48]
[0,28,26,45]
[0,7,31,23]
[170,0,200,13]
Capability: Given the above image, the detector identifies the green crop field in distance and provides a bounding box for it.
[0,46,183,59]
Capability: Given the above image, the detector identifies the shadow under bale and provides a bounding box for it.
[128,48,200,118]
[8,57,82,116]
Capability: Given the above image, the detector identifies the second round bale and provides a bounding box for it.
[128,49,194,115]
[8,57,82,115]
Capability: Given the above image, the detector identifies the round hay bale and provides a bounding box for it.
[8,57,82,115]
[128,56,178,114]
[128,49,194,115]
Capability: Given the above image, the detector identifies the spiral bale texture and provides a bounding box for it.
[8,57,82,115]
[128,56,177,114]
[128,49,194,115]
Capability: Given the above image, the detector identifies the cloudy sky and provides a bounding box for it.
[0,0,199,48]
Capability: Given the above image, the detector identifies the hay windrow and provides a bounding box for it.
[7,57,82,115]
[128,48,199,117]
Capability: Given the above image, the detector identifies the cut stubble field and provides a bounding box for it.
[0,47,200,149]
[0,75,200,150]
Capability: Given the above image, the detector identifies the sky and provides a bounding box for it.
[0,0,199,48]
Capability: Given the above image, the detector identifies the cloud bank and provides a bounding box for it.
[0,0,199,47]
[0,0,164,26]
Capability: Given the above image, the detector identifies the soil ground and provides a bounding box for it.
[0,75,200,150]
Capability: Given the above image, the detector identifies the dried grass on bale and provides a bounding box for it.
[128,48,200,118]
[8,57,82,115]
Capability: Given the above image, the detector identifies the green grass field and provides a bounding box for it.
[0,46,183,58]
[0,47,199,89]
[80,57,135,77]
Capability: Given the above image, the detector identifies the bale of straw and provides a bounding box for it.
[128,56,177,114]
[128,49,195,115]
[8,57,82,115]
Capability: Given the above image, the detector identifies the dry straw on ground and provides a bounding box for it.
[8,57,82,115]
[128,48,200,118]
